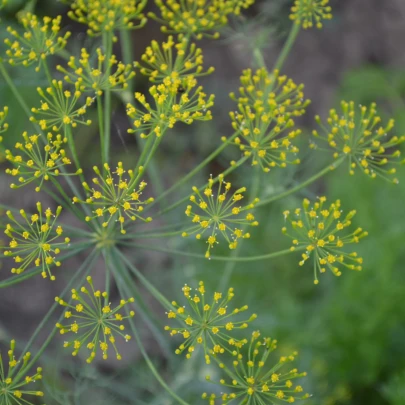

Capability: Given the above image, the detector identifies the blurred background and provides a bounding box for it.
[1,0,405,404]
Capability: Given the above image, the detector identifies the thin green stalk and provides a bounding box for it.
[149,131,241,208]
[253,48,266,68]
[119,229,184,240]
[119,241,302,262]
[102,32,113,165]
[273,23,301,72]
[65,125,86,185]
[97,95,105,165]
[256,157,345,208]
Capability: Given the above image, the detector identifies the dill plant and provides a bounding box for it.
[0,0,403,403]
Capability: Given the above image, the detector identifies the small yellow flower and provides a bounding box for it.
[312,101,405,183]
[56,276,135,362]
[68,0,147,36]
[282,197,368,284]
[290,0,333,29]
[203,331,310,404]
[182,174,259,258]
[164,281,256,363]
[0,340,44,404]
[2,203,69,280]
[74,162,153,234]
[0,106,9,134]
[4,13,70,72]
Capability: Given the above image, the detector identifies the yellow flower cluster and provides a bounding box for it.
[73,162,154,234]
[136,35,215,83]
[68,0,147,36]
[56,276,135,362]
[5,132,81,192]
[3,203,69,280]
[0,106,9,135]
[224,68,310,172]
[203,331,310,404]
[165,281,257,363]
[290,0,333,29]
[312,101,405,183]
[149,0,255,39]
[0,340,44,405]
[182,175,259,258]
[282,197,368,284]
[126,77,214,138]
[30,80,93,131]
[4,13,70,71]
[57,48,135,96]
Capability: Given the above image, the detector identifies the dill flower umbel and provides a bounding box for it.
[223,68,310,172]
[290,0,333,29]
[126,76,214,138]
[3,203,69,280]
[312,101,405,183]
[5,132,82,192]
[73,162,154,234]
[149,0,255,39]
[4,12,70,72]
[68,0,147,36]
[0,340,44,404]
[57,48,135,96]
[30,80,93,132]
[136,35,215,83]
[203,331,310,404]
[182,174,259,258]
[282,197,368,284]
[165,281,257,363]
[56,276,135,362]
[0,106,9,134]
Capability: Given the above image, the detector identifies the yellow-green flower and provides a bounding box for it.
[30,80,93,132]
[56,276,135,362]
[73,162,154,234]
[136,35,215,83]
[68,0,147,36]
[126,76,214,138]
[165,281,256,364]
[312,101,405,183]
[290,0,333,29]
[0,106,9,135]
[57,48,135,96]
[282,197,368,284]
[5,132,82,192]
[203,331,310,404]
[4,12,70,72]
[182,175,259,258]
[0,340,44,404]
[0,0,7,10]
[2,203,69,280]
[149,0,255,39]
[223,68,310,172]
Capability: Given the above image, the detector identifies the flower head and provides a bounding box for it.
[2,203,69,280]
[149,0,255,40]
[56,276,135,362]
[73,162,154,234]
[126,76,214,138]
[0,340,44,404]
[223,68,310,172]
[136,35,215,83]
[0,106,9,135]
[68,0,147,36]
[4,12,70,71]
[57,48,135,96]
[290,0,333,29]
[5,132,81,192]
[203,331,310,404]
[182,175,259,258]
[165,281,256,363]
[30,80,93,132]
[312,101,405,183]
[282,197,368,284]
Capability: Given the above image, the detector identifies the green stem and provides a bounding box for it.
[253,48,266,68]
[256,157,345,208]
[119,241,302,262]
[65,126,85,184]
[97,95,105,165]
[120,229,184,240]
[273,23,301,72]
[102,32,113,165]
